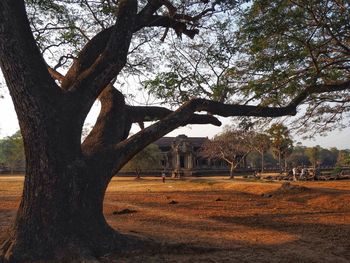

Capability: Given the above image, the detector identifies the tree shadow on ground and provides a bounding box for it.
[99,217,350,262]
[101,184,350,262]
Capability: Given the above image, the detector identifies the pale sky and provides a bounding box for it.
[1,90,349,149]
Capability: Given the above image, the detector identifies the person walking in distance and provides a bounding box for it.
[162,171,166,183]
[292,167,298,181]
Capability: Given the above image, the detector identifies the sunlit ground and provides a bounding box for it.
[1,175,350,262]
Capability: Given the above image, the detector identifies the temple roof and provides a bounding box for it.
[154,135,208,148]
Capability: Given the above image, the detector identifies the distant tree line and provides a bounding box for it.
[202,124,350,178]
[0,129,163,176]
[1,129,349,176]
[120,144,162,178]
[0,130,25,173]
[248,144,350,170]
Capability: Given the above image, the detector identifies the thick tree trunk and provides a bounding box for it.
[2,136,100,261]
[261,151,264,173]
[0,6,135,257]
[0,83,135,261]
[0,147,135,262]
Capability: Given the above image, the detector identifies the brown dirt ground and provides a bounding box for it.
[1,176,350,262]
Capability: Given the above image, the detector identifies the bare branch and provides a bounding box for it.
[127,105,220,125]
[191,99,297,117]
[66,0,138,115]
[110,77,350,173]
[53,54,76,70]
[290,79,350,107]
[0,0,61,98]
[83,0,106,30]
[47,67,65,83]
[111,98,295,173]
[141,15,199,38]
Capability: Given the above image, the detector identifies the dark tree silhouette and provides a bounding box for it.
[0,0,349,261]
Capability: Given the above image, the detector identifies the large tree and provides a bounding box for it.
[0,0,349,261]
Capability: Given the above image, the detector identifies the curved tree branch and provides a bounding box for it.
[289,79,350,107]
[62,0,165,90]
[61,27,113,90]
[127,105,220,125]
[82,86,221,157]
[139,15,199,38]
[82,85,132,156]
[66,0,138,117]
[0,0,62,99]
[110,78,350,173]
[62,1,202,92]
[47,67,65,83]
[111,99,295,174]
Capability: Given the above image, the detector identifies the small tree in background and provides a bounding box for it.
[268,124,293,172]
[336,150,350,167]
[0,130,25,173]
[201,129,254,179]
[121,144,161,178]
[252,133,271,173]
[288,143,310,167]
[305,146,321,171]
[318,147,339,167]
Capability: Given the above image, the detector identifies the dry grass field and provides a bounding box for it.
[1,176,350,262]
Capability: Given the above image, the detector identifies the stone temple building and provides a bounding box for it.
[154,134,229,177]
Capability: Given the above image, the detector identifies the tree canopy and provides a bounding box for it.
[236,0,350,133]
[16,0,349,132]
[143,0,350,133]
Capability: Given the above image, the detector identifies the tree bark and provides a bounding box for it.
[0,83,142,261]
[0,148,134,261]
[0,84,150,262]
[0,2,136,260]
